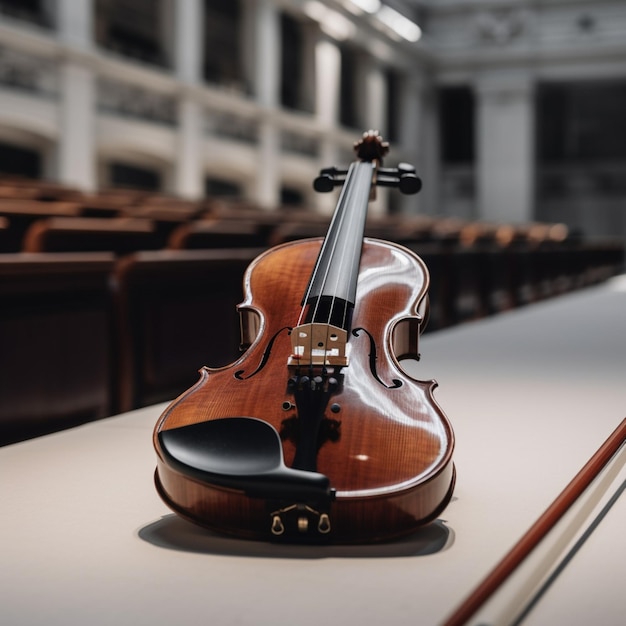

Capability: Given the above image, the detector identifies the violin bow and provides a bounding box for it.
[443,417,626,626]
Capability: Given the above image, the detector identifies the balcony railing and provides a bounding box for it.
[204,110,259,144]
[0,45,58,97]
[280,130,319,158]
[97,78,177,126]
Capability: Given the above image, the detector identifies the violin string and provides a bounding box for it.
[324,174,351,358]
[316,166,354,319]
[325,162,371,352]
[346,162,373,332]
[336,161,373,334]
[325,162,367,330]
[319,164,354,356]
[330,165,360,331]
[295,162,354,365]
[296,160,372,367]
[297,164,352,329]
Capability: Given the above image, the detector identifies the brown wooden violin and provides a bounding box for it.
[153,131,455,543]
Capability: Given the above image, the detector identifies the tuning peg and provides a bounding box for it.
[396,163,422,194]
[313,174,336,193]
[375,163,422,195]
[313,167,348,193]
[314,162,421,195]
[398,173,422,195]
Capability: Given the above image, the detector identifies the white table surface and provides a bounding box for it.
[1,276,625,626]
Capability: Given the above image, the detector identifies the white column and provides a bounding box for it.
[173,0,203,84]
[313,36,342,214]
[362,58,386,134]
[57,64,96,191]
[363,59,389,216]
[254,0,281,208]
[335,56,389,216]
[255,0,280,108]
[176,99,204,199]
[173,0,204,198]
[475,71,535,224]
[315,37,341,128]
[56,0,96,190]
[57,0,93,49]
[257,121,280,209]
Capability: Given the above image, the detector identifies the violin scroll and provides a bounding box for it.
[354,129,390,162]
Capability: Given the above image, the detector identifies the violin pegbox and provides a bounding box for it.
[313,131,422,196]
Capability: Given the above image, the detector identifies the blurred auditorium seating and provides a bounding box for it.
[167,218,267,249]
[0,177,83,201]
[0,175,624,444]
[22,216,162,254]
[268,219,332,245]
[0,216,8,248]
[0,252,116,446]
[114,248,262,412]
[0,198,83,252]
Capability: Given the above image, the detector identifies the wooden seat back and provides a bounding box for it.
[0,252,116,445]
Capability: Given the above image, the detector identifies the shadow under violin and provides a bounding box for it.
[138,514,455,559]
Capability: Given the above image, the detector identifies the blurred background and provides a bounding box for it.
[1,1,625,444]
[0,0,624,239]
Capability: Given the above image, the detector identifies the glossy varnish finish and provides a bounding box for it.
[154,237,455,542]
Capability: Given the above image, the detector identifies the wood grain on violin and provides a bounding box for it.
[153,132,455,543]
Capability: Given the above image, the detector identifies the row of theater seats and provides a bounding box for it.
[0,177,602,255]
[1,176,624,445]
[0,248,262,446]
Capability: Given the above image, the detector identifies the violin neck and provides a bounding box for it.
[303,160,375,316]
[290,156,376,368]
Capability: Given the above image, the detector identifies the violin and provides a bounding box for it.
[153,131,455,543]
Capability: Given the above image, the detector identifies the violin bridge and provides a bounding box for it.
[289,323,348,367]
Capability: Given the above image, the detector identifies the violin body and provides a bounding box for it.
[154,237,455,543]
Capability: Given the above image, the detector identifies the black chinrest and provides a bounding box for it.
[158,417,331,500]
